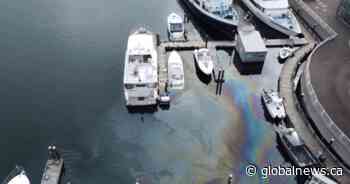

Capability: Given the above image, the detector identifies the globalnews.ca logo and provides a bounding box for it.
[246,164,343,178]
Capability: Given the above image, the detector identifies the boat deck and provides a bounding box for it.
[291,146,316,167]
[40,158,64,184]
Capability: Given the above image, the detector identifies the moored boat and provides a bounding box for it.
[167,13,185,41]
[123,28,158,107]
[2,166,30,184]
[193,48,214,76]
[262,88,286,120]
[241,0,302,37]
[168,51,185,90]
[276,126,318,168]
[181,0,239,38]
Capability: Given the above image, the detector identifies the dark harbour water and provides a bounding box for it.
[0,0,298,184]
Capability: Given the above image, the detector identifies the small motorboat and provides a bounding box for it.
[158,91,170,106]
[167,13,185,41]
[279,47,294,61]
[2,166,30,184]
[193,48,214,76]
[276,126,318,168]
[168,51,184,90]
[262,89,286,120]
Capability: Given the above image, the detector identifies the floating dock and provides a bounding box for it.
[160,37,308,51]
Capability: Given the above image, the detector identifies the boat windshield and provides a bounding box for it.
[170,23,183,32]
[198,51,210,61]
[129,54,152,64]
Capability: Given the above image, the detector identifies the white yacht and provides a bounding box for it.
[167,13,185,41]
[241,0,302,36]
[261,89,286,119]
[123,28,158,106]
[2,167,30,184]
[193,48,214,76]
[168,51,185,90]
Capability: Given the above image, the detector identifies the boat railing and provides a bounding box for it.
[1,166,25,184]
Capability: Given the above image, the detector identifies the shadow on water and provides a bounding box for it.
[176,0,235,40]
[232,52,264,75]
[126,105,158,114]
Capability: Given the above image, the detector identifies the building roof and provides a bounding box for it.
[238,29,267,52]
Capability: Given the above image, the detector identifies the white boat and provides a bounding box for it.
[276,126,318,168]
[279,46,294,60]
[241,0,302,37]
[261,89,286,119]
[2,167,30,184]
[193,48,214,76]
[181,0,239,37]
[123,28,158,106]
[167,13,185,41]
[168,51,184,90]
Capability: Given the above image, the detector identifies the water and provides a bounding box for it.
[0,0,296,183]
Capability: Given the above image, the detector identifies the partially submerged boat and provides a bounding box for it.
[262,89,286,120]
[2,166,30,184]
[123,28,158,107]
[276,126,318,168]
[181,0,239,37]
[193,48,214,76]
[279,46,294,61]
[167,13,185,41]
[241,0,302,37]
[168,51,185,90]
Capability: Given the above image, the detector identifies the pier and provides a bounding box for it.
[160,37,308,51]
[40,146,64,184]
[157,36,308,97]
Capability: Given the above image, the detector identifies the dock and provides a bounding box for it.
[158,45,168,97]
[160,37,308,51]
[40,146,64,184]
[157,21,308,99]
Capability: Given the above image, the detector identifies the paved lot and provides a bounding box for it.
[307,0,350,138]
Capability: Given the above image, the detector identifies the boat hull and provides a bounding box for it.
[193,50,214,76]
[241,0,302,37]
[180,0,238,39]
[276,128,318,168]
[168,51,185,90]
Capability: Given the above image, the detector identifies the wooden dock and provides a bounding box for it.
[160,40,205,51]
[160,37,308,51]
[41,146,64,184]
[157,34,308,98]
[158,45,168,96]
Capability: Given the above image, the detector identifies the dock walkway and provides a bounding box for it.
[160,37,308,51]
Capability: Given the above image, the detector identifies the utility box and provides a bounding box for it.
[236,27,267,62]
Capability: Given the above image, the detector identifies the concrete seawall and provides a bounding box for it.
[289,0,350,170]
[290,0,337,40]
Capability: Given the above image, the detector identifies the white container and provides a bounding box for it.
[237,27,267,62]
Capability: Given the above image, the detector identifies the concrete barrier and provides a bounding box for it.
[301,37,350,169]
[290,0,337,40]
